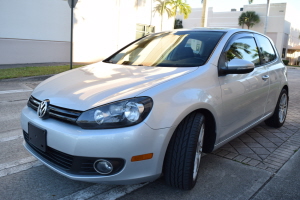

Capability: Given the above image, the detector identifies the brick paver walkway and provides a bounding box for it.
[214,67,300,173]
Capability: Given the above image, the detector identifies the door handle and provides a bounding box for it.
[262,75,269,81]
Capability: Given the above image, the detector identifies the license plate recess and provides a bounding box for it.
[28,122,47,152]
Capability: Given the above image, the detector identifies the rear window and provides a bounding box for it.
[105,31,225,67]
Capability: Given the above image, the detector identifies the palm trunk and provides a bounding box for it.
[173,6,177,29]
[161,1,166,31]
[264,0,270,34]
[201,0,207,27]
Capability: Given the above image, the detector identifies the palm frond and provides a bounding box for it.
[153,0,174,18]
[238,11,260,29]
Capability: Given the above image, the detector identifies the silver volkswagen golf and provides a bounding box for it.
[21,28,288,190]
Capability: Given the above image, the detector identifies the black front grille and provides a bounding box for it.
[23,131,124,175]
[27,96,82,124]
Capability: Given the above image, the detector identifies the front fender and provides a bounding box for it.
[140,64,222,132]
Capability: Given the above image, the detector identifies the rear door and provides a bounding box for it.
[217,32,270,143]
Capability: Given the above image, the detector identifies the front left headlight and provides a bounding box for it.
[76,97,153,129]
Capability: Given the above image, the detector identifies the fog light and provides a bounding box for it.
[94,159,113,174]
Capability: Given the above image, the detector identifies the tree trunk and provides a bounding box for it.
[173,6,177,29]
[161,1,166,31]
[264,0,271,34]
[201,0,208,27]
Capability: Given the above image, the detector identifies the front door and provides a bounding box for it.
[218,33,270,143]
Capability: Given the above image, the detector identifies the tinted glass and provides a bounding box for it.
[105,31,225,67]
[225,37,260,66]
[255,34,277,64]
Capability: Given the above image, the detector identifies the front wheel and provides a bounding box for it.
[163,112,205,190]
[265,89,288,128]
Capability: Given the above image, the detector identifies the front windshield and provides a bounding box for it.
[104,31,225,67]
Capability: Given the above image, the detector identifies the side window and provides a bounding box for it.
[225,37,260,66]
[255,34,277,64]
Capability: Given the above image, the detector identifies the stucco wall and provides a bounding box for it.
[0,38,70,64]
[0,0,174,64]
[0,0,71,64]
[0,0,70,41]
[73,0,174,62]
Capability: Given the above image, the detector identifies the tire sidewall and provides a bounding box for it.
[188,114,205,189]
[274,89,288,127]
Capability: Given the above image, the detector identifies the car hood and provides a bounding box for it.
[32,62,197,111]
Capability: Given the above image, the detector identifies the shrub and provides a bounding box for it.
[174,19,183,29]
[282,60,289,65]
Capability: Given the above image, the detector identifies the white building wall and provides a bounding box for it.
[285,3,300,65]
[0,0,174,64]
[207,9,242,28]
[0,0,70,41]
[0,0,71,64]
[72,0,174,62]
[178,3,300,60]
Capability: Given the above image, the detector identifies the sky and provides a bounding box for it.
[186,0,300,12]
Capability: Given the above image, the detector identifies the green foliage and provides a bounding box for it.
[168,0,191,19]
[154,0,191,30]
[153,0,173,30]
[153,0,174,18]
[238,11,260,29]
[282,60,289,65]
[174,19,183,29]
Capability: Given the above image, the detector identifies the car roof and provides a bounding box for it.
[172,27,261,35]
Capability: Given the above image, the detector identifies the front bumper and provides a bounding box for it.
[21,106,173,184]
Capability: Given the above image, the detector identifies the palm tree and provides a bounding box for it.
[238,11,260,30]
[201,0,208,27]
[249,0,270,34]
[168,0,191,27]
[153,0,174,31]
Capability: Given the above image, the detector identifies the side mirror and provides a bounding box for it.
[222,59,255,75]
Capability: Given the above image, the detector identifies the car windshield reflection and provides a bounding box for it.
[104,31,225,67]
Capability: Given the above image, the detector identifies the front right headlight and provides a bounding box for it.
[76,97,153,129]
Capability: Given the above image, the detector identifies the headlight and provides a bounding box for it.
[76,97,153,129]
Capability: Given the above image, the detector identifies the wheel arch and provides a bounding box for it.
[196,108,217,153]
[283,85,289,96]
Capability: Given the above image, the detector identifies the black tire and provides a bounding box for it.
[163,112,205,190]
[265,89,288,128]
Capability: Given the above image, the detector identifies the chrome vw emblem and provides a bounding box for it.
[37,99,50,119]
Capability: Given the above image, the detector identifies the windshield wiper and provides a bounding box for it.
[103,60,113,64]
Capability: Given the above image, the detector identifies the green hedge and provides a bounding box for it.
[282,60,289,65]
